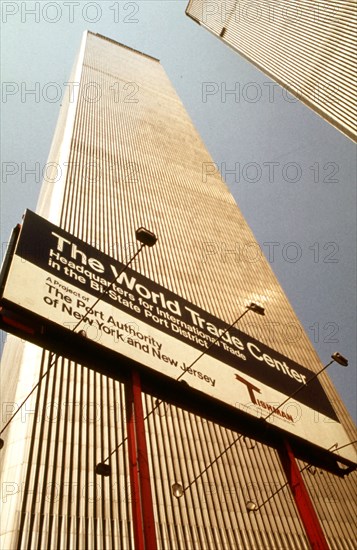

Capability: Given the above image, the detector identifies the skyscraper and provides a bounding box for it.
[186,0,357,141]
[1,31,356,549]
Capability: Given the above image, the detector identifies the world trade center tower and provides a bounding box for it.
[1,31,356,549]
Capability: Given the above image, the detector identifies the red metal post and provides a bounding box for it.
[125,370,157,550]
[125,378,145,550]
[278,439,329,550]
[131,370,157,550]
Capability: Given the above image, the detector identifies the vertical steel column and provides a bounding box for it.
[125,370,157,550]
[278,440,329,550]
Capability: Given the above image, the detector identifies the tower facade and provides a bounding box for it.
[1,32,356,549]
[186,0,357,141]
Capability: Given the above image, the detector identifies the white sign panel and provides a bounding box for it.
[1,211,356,467]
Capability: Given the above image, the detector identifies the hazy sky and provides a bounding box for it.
[1,1,356,420]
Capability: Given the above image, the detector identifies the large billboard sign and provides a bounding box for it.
[1,210,356,471]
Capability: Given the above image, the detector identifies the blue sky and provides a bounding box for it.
[1,1,356,420]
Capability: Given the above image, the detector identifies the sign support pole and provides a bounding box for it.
[278,439,329,550]
[125,370,157,550]
[125,375,144,550]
